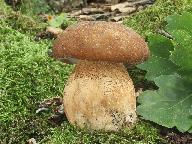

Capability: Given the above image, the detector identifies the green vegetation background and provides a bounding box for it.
[0,0,192,143]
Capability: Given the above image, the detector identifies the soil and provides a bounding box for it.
[160,128,192,144]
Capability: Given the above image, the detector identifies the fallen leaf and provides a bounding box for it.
[111,2,133,11]
[110,15,123,22]
[82,8,104,14]
[79,15,96,21]
[46,27,63,36]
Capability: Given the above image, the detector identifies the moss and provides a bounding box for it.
[45,121,166,144]
[0,24,74,143]
[0,17,164,144]
[0,22,164,143]
[124,0,192,36]
[0,0,76,35]
[19,0,53,15]
[2,0,191,143]
[0,0,47,34]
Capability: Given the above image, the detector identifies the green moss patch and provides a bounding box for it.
[124,0,192,36]
[0,22,73,143]
[45,121,165,144]
[2,0,192,143]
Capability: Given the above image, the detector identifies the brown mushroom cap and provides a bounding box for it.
[53,21,149,65]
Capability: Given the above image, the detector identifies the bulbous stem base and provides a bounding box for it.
[63,60,137,131]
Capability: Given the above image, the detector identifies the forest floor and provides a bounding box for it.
[1,0,192,143]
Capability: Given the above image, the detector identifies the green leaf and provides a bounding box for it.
[166,12,192,70]
[170,29,192,70]
[137,74,192,132]
[178,68,192,82]
[166,12,192,35]
[189,128,192,133]
[137,34,178,80]
[147,34,174,58]
[48,13,67,28]
[137,12,192,133]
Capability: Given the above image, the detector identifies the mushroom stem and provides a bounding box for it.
[63,60,137,131]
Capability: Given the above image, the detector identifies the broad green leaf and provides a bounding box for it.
[178,68,192,82]
[137,34,178,80]
[137,74,192,132]
[147,34,174,58]
[137,12,192,133]
[170,30,192,70]
[166,12,192,35]
[138,56,178,80]
[166,12,192,70]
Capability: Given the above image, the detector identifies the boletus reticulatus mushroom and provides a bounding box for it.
[52,21,149,131]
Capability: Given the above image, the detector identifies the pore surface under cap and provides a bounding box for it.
[53,21,149,65]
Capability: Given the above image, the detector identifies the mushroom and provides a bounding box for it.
[52,21,149,131]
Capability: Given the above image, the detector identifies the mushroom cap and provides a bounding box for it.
[53,21,149,65]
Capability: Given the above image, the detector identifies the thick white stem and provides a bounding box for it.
[63,60,137,131]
